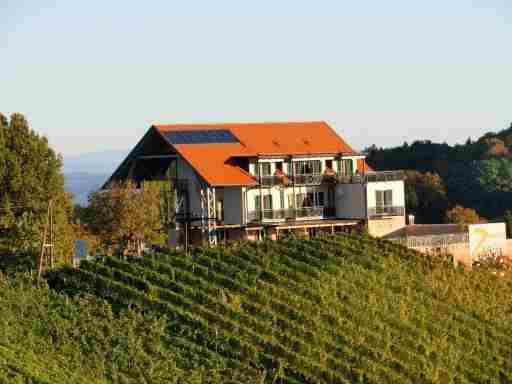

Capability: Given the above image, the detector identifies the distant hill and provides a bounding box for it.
[64,172,109,205]
[63,150,127,205]
[63,150,127,174]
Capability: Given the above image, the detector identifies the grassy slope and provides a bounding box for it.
[44,234,512,383]
[4,234,512,383]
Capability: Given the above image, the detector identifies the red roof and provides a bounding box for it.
[154,122,358,186]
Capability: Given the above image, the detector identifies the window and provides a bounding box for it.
[340,159,354,175]
[317,191,325,206]
[260,163,271,176]
[376,190,393,207]
[295,191,324,207]
[254,195,261,211]
[287,194,294,209]
[263,194,273,210]
[325,159,333,170]
[296,193,306,208]
[276,162,283,172]
[294,160,321,175]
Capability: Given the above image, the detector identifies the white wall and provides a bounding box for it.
[366,180,405,209]
[335,184,366,219]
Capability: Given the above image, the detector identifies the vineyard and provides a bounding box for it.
[42,233,512,383]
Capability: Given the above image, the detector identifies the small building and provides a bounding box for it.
[106,121,406,246]
[386,223,509,266]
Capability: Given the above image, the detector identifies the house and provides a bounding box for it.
[106,121,406,246]
[386,222,510,266]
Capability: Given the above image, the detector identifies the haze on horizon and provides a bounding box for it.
[1,0,511,156]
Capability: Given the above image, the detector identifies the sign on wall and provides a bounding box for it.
[468,223,507,260]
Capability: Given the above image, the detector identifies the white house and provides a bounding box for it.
[106,121,406,246]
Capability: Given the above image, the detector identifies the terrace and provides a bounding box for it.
[256,170,404,186]
[247,206,335,223]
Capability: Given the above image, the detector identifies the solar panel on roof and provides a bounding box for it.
[163,129,239,145]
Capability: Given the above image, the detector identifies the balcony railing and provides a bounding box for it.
[337,171,404,184]
[247,206,334,222]
[367,206,405,217]
[258,175,288,186]
[255,170,404,186]
[292,174,324,185]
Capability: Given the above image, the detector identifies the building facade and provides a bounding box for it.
[106,122,406,246]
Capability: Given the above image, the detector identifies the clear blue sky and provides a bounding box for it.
[1,0,511,155]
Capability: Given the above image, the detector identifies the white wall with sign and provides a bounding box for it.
[468,223,507,260]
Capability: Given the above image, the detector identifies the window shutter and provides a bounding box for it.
[375,191,384,207]
[263,195,273,210]
[384,190,393,206]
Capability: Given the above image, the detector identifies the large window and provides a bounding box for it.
[255,194,273,211]
[375,190,393,207]
[339,159,354,175]
[294,160,321,175]
[296,191,325,207]
[260,163,271,176]
[263,194,273,210]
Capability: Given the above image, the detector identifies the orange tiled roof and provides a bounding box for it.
[154,122,357,186]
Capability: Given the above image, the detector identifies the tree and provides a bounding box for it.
[404,171,449,224]
[444,205,484,225]
[0,113,74,263]
[85,180,167,256]
[477,158,512,193]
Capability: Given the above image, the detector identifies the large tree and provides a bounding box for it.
[85,180,168,256]
[0,113,74,264]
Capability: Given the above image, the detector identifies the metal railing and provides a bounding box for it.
[336,171,404,184]
[247,206,335,222]
[258,175,287,186]
[255,170,404,186]
[390,233,469,249]
[292,174,324,185]
[367,206,405,217]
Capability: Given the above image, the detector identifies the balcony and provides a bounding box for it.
[292,174,324,185]
[247,206,334,223]
[255,170,404,187]
[336,171,404,184]
[258,175,289,186]
[367,206,405,217]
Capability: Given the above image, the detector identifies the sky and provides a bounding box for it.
[1,0,511,156]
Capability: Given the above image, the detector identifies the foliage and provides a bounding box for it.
[85,180,167,255]
[47,234,512,383]
[477,157,512,193]
[403,171,449,223]
[0,273,236,384]
[0,112,74,262]
[444,205,485,225]
[366,121,512,221]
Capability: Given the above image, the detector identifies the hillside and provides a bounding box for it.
[41,234,512,383]
[64,172,109,205]
[365,122,512,222]
[63,150,127,205]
